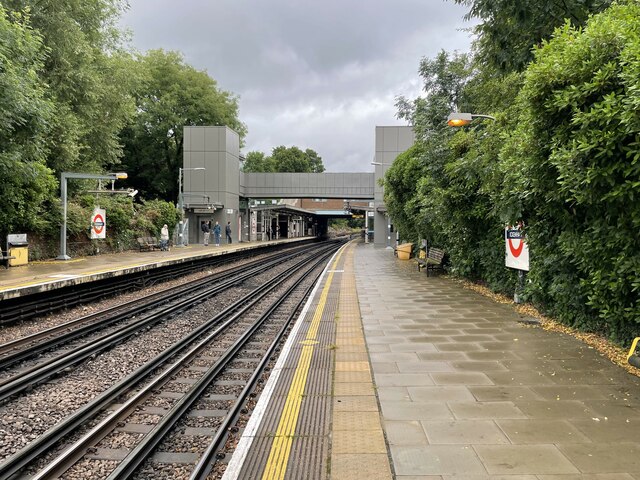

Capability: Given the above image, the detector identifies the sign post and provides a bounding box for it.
[505,226,529,303]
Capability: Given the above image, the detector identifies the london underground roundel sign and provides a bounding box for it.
[91,208,107,239]
[505,226,529,271]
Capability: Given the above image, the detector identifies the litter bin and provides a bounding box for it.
[7,233,28,266]
[396,242,413,260]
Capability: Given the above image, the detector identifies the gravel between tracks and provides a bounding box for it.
[0,252,288,461]
[0,252,271,345]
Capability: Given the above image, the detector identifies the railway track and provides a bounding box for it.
[0,243,319,376]
[0,240,343,480]
[0,239,317,325]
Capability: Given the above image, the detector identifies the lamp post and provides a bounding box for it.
[57,172,128,260]
[177,167,206,247]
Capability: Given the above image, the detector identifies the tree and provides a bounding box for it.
[451,0,612,72]
[3,0,136,175]
[499,1,640,342]
[241,151,273,172]
[395,51,475,141]
[118,49,247,201]
[0,7,57,238]
[387,50,519,289]
[242,146,325,173]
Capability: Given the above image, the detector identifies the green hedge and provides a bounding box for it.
[500,2,640,343]
[384,3,640,344]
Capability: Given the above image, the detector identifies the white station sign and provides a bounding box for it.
[505,226,529,271]
[91,208,106,239]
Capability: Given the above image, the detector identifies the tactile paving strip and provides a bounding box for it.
[235,249,343,480]
[330,246,392,480]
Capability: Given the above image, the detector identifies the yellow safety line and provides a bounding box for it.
[261,247,345,480]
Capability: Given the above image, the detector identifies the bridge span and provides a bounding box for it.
[181,125,414,247]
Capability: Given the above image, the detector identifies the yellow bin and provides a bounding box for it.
[396,243,413,260]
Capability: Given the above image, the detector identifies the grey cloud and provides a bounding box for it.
[120,0,474,172]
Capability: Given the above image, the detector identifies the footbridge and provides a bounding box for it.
[181,125,414,247]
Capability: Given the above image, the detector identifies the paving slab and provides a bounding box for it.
[496,419,591,444]
[353,245,640,480]
[474,445,579,475]
[422,420,510,444]
[390,445,487,476]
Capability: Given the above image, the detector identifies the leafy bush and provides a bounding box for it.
[499,2,640,343]
[385,3,639,344]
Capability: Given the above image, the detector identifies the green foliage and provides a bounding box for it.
[242,146,325,173]
[135,199,180,236]
[119,49,247,201]
[0,2,245,259]
[53,196,178,258]
[0,6,57,239]
[242,151,271,172]
[383,145,428,243]
[388,4,639,343]
[3,0,136,176]
[328,218,361,234]
[396,51,475,140]
[500,1,640,342]
[451,0,612,72]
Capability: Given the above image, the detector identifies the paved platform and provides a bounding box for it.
[224,242,640,479]
[0,238,311,299]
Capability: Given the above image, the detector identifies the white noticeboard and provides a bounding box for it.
[91,208,106,239]
[505,227,529,271]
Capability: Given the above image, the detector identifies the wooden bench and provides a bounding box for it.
[417,247,445,277]
[0,249,16,269]
[137,237,161,252]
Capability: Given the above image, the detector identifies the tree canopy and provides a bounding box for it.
[384,0,640,343]
[118,49,246,201]
[242,146,325,173]
[0,6,56,236]
[452,0,612,72]
[0,3,246,241]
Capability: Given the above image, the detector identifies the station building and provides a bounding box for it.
[180,125,414,247]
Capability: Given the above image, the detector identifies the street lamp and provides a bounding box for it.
[447,112,496,127]
[177,167,206,247]
[57,172,128,260]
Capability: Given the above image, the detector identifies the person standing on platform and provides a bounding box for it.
[225,221,232,244]
[160,224,169,251]
[202,221,210,246]
[213,221,221,246]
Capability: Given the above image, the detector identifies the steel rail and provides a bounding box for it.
[0,243,330,402]
[0,240,318,324]
[0,244,314,369]
[30,249,329,480]
[189,254,326,480]
[0,242,341,479]
[106,249,333,480]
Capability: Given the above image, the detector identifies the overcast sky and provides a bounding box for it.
[119,1,475,172]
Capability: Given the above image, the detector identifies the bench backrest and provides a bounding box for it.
[428,248,445,263]
[137,237,157,244]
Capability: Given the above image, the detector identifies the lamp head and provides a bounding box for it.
[447,112,473,127]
